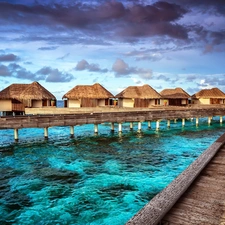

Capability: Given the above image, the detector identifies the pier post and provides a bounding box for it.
[111,122,115,132]
[148,121,151,129]
[94,124,98,133]
[44,127,48,139]
[14,128,19,141]
[196,117,199,126]
[70,126,74,138]
[174,119,177,123]
[138,122,141,133]
[182,118,185,126]
[220,116,223,123]
[167,120,170,128]
[130,122,133,130]
[118,123,122,133]
[156,120,160,130]
[208,117,211,125]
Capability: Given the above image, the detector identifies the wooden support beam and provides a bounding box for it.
[156,120,160,130]
[167,120,170,128]
[118,123,122,133]
[130,122,133,130]
[220,116,223,123]
[94,124,98,133]
[148,121,151,129]
[182,118,185,126]
[14,128,19,141]
[196,117,199,126]
[44,127,48,139]
[111,122,115,132]
[208,117,211,125]
[70,126,74,138]
[138,122,141,132]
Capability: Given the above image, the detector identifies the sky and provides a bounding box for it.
[0,0,225,99]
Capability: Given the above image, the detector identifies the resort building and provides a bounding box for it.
[192,88,225,105]
[160,88,190,106]
[115,84,161,108]
[62,83,114,108]
[0,81,56,115]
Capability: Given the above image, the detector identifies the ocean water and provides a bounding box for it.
[0,115,225,225]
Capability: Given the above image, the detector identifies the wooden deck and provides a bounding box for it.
[126,133,225,225]
[161,143,225,225]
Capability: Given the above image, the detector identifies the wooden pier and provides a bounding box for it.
[126,132,225,225]
[161,137,225,224]
[1,106,225,141]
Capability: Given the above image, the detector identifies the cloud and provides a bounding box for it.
[185,74,197,81]
[38,46,58,51]
[36,66,74,82]
[0,53,20,62]
[57,53,70,60]
[156,74,171,82]
[0,64,10,76]
[166,0,225,15]
[0,1,189,44]
[75,59,108,73]
[0,63,41,80]
[124,50,163,61]
[8,63,40,80]
[112,58,152,79]
[0,63,74,82]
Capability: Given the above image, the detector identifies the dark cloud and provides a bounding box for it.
[165,0,225,15]
[36,66,74,82]
[0,53,20,62]
[0,63,40,80]
[0,63,74,82]
[201,74,225,86]
[57,53,70,60]
[210,31,225,45]
[0,64,10,76]
[185,74,197,82]
[8,63,40,80]
[157,74,171,82]
[0,1,189,43]
[112,58,152,79]
[38,46,58,51]
[75,59,108,73]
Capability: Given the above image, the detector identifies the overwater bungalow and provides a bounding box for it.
[19,81,56,108]
[115,84,161,108]
[160,87,190,106]
[192,88,225,105]
[62,83,114,108]
[0,81,56,115]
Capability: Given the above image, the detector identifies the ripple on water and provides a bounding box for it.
[0,118,225,224]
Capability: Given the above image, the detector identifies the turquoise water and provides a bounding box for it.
[0,116,225,225]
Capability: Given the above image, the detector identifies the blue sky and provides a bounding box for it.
[0,0,225,99]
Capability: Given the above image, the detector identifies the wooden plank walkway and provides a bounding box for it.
[161,143,225,225]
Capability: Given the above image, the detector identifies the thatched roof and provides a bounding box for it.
[0,84,29,100]
[160,88,190,99]
[62,83,114,99]
[115,84,161,99]
[0,82,55,100]
[19,81,56,100]
[192,88,225,99]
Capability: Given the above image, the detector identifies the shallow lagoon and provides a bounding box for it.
[0,117,225,224]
